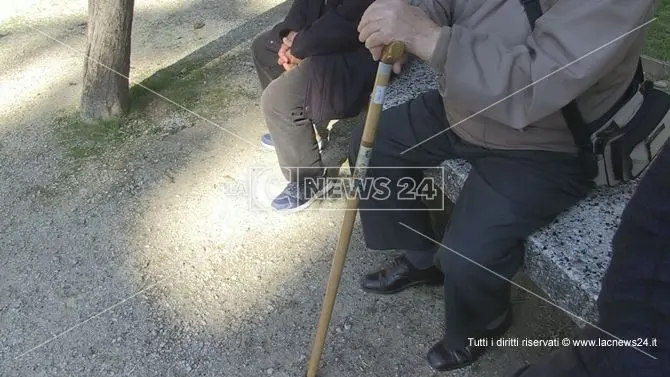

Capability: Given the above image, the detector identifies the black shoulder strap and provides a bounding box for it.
[521,0,591,151]
[520,0,644,153]
[521,0,542,29]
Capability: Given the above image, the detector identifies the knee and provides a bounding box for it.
[439,250,480,284]
[260,61,311,115]
[260,78,288,117]
[260,81,276,115]
[437,238,503,284]
[438,236,523,286]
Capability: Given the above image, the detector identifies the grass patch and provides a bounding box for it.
[54,50,253,162]
[54,114,142,160]
[645,0,670,61]
[129,59,208,111]
[128,48,253,118]
[197,83,258,110]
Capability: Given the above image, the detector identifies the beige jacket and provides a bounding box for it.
[408,0,658,153]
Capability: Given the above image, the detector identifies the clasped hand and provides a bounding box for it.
[358,0,440,73]
[278,31,301,71]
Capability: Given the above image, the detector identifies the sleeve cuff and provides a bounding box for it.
[278,26,295,39]
[427,26,452,70]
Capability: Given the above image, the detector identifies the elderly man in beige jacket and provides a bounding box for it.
[349,0,659,372]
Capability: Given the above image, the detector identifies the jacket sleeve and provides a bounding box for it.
[290,0,375,58]
[424,0,657,129]
[408,0,452,26]
[278,0,311,38]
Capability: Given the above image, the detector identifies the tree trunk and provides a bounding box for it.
[80,0,134,122]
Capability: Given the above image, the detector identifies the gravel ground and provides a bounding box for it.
[1,1,577,376]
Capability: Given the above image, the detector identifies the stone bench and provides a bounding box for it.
[381,58,640,324]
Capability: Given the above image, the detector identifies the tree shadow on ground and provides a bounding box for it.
[128,1,291,112]
[0,0,253,84]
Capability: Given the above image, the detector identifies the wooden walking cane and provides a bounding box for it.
[306,41,406,377]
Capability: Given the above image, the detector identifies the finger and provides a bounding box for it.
[369,45,383,61]
[357,13,371,33]
[395,54,407,71]
[358,20,380,43]
[282,37,292,47]
[363,25,392,50]
[365,32,390,56]
[357,2,383,32]
[358,8,389,41]
[393,57,406,74]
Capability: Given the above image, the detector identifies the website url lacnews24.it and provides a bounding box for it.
[469,337,658,348]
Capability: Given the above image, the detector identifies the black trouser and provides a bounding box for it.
[349,90,594,348]
[252,30,323,181]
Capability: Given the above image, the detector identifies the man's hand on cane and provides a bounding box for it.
[358,0,441,73]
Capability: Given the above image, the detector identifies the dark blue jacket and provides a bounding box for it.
[272,0,375,59]
[263,0,378,123]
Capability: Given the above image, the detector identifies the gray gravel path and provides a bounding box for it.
[1,1,577,376]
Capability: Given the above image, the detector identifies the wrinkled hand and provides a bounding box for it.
[277,31,301,71]
[278,42,290,65]
[358,0,440,63]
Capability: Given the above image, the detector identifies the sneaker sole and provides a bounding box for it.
[261,141,324,152]
[273,180,334,213]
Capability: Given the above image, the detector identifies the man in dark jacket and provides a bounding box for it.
[507,138,670,377]
[251,0,377,212]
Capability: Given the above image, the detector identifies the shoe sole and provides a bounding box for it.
[429,359,477,372]
[360,279,443,295]
[261,141,324,152]
[261,144,325,154]
[273,180,334,213]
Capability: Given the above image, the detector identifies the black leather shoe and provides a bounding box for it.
[361,255,443,294]
[427,309,513,371]
[427,342,486,372]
